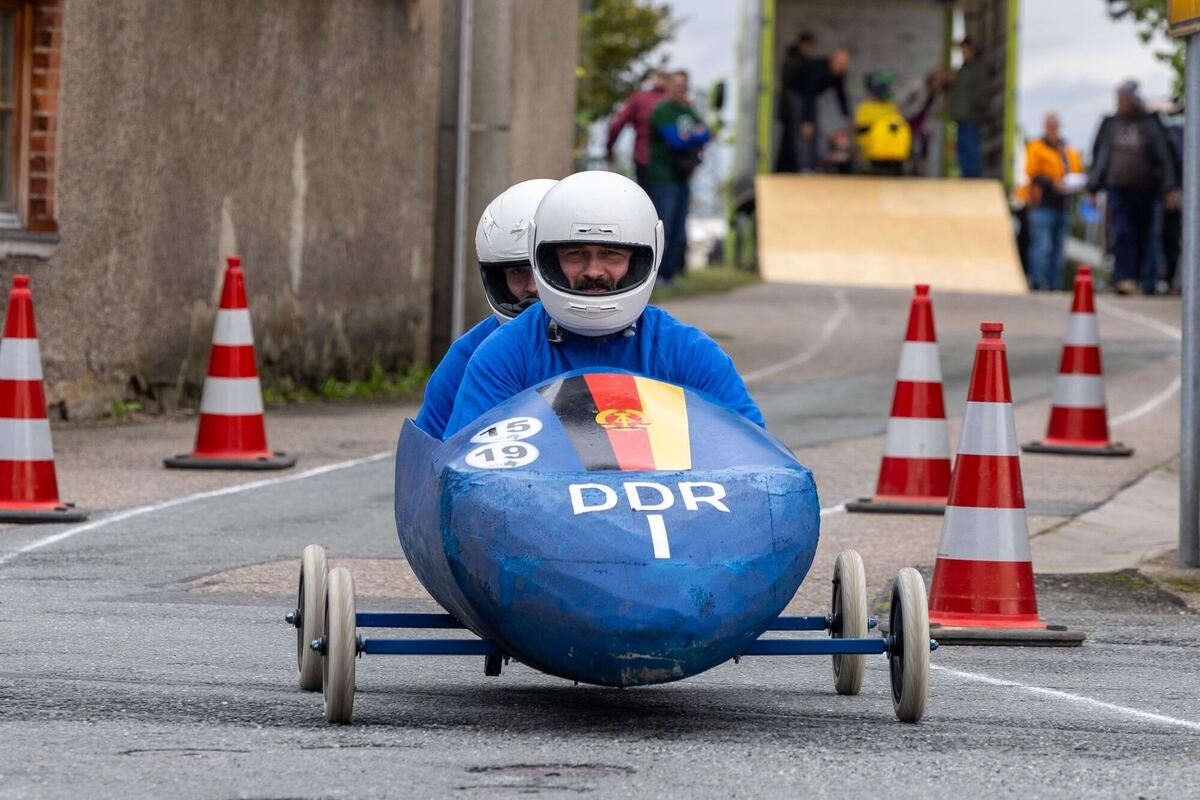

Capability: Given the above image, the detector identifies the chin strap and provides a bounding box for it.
[496,297,537,319]
[546,319,637,344]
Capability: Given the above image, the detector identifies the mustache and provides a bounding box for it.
[576,276,617,291]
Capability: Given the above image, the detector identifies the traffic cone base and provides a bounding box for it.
[849,285,950,516]
[164,452,297,471]
[928,623,1086,646]
[165,257,296,472]
[0,502,88,524]
[844,496,945,515]
[1021,439,1133,457]
[1023,267,1132,458]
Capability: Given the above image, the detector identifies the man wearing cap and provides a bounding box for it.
[443,171,763,439]
[414,179,556,439]
[1088,80,1180,295]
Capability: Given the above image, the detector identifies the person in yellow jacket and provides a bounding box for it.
[854,71,912,175]
[1025,113,1084,290]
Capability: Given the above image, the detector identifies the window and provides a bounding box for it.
[0,0,59,235]
[0,3,21,226]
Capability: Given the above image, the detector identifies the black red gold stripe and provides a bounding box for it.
[537,373,690,471]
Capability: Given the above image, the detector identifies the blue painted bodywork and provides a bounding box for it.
[394,369,820,687]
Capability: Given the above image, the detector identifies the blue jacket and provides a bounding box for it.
[445,304,764,438]
[414,316,500,439]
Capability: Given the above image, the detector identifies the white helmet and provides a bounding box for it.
[529,171,664,337]
[476,178,558,323]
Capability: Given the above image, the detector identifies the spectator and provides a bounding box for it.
[853,71,911,176]
[606,69,667,188]
[779,46,851,173]
[947,37,987,178]
[1024,113,1083,291]
[1088,80,1180,295]
[775,32,817,173]
[1157,107,1184,294]
[899,68,948,176]
[647,70,711,285]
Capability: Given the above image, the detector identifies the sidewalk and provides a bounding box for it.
[41,400,416,517]
[1031,464,1178,574]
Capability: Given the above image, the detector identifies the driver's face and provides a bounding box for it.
[503,265,538,301]
[556,245,632,293]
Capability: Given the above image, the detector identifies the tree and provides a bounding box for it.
[1106,0,1186,98]
[576,0,677,127]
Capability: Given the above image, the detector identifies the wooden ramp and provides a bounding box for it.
[756,175,1027,294]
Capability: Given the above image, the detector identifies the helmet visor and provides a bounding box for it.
[479,260,539,319]
[535,241,655,296]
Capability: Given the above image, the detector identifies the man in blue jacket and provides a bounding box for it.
[444,171,762,439]
[414,179,556,438]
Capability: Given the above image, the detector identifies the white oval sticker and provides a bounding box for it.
[470,416,543,443]
[465,442,540,469]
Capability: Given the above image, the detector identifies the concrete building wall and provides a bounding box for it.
[429,0,579,359]
[0,0,578,419]
[12,0,441,417]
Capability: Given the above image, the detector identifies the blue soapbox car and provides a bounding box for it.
[286,370,932,724]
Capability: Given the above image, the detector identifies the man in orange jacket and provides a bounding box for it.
[1025,113,1083,291]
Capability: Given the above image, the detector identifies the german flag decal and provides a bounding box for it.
[538,373,691,471]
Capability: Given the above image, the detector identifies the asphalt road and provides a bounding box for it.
[2,284,1197,798]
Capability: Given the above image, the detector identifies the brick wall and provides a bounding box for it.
[28,0,60,232]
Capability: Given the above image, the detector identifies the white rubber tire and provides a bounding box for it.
[889,567,930,723]
[296,544,327,691]
[831,549,868,695]
[322,566,357,724]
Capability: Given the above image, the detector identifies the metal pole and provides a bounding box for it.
[1181,32,1200,569]
[450,0,474,341]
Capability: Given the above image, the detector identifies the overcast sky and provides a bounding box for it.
[650,0,1177,155]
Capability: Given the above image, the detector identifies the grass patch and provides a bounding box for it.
[110,399,142,420]
[1162,576,1200,593]
[651,266,759,302]
[263,363,429,407]
[1099,569,1158,593]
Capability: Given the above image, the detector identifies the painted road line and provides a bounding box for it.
[1095,301,1182,428]
[932,664,1200,733]
[1111,374,1183,427]
[743,288,849,385]
[0,451,392,568]
[1096,300,1184,342]
[820,502,847,518]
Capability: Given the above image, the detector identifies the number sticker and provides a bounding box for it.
[470,416,543,443]
[465,442,540,469]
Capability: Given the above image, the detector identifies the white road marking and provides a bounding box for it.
[1094,301,1182,428]
[1096,300,1184,342]
[743,287,849,385]
[1111,374,1183,427]
[0,451,392,568]
[932,664,1200,732]
[820,502,846,517]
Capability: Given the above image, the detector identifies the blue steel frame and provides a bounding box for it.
[352,612,895,659]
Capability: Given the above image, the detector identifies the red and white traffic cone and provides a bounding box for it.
[1022,266,1132,457]
[165,256,296,470]
[847,285,951,514]
[0,275,87,522]
[927,321,1082,645]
